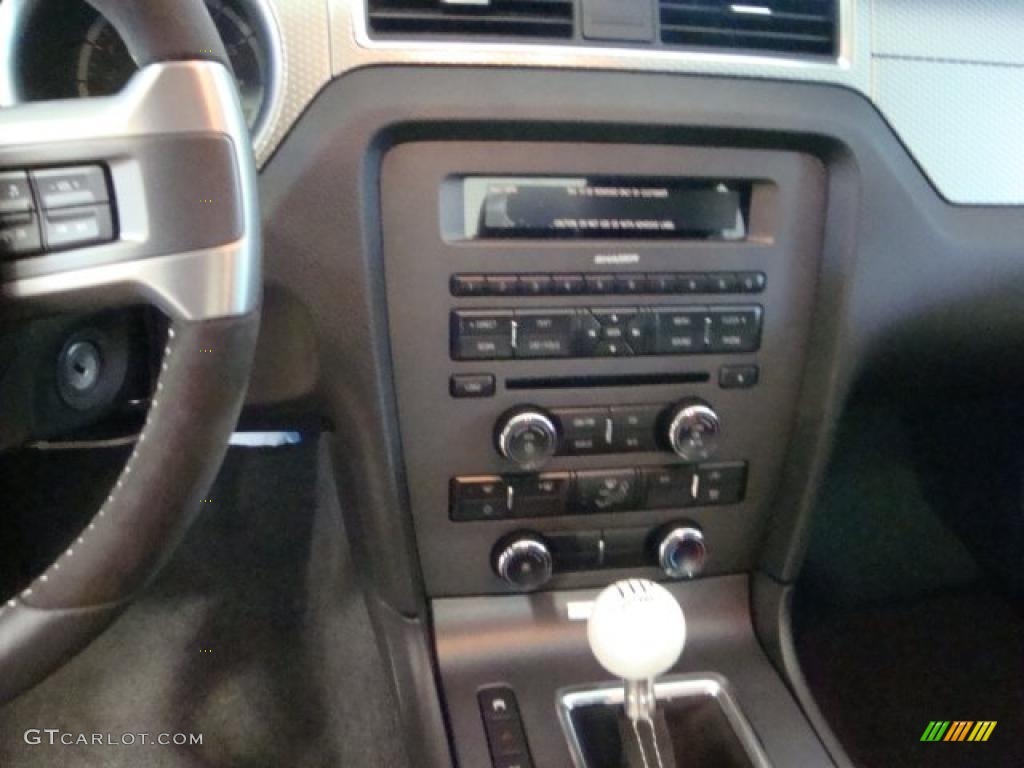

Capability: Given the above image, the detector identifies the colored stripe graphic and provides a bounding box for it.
[971,722,997,742]
[921,721,950,742]
[945,722,973,741]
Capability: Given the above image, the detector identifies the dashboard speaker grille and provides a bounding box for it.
[658,0,837,56]
[368,0,574,39]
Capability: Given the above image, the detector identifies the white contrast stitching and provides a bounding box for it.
[17,327,180,603]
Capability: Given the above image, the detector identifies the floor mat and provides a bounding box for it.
[797,588,1024,768]
[0,437,411,768]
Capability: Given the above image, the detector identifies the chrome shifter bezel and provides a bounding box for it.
[557,673,772,768]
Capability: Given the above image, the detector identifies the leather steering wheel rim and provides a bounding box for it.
[0,0,261,703]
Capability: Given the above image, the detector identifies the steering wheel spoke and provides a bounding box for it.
[0,61,259,321]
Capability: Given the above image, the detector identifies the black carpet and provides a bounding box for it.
[0,438,411,768]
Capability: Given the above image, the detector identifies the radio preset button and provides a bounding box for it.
[707,273,739,293]
[485,275,521,296]
[519,274,554,295]
[451,274,486,296]
[614,273,646,294]
[737,272,767,293]
[646,273,677,294]
[552,274,586,294]
[677,274,709,294]
[584,274,616,294]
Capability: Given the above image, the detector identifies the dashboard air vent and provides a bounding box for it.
[368,0,574,39]
[659,1,837,57]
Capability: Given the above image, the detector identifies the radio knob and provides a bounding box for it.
[493,533,554,591]
[657,525,706,579]
[495,407,559,469]
[663,399,721,462]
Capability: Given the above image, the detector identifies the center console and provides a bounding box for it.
[383,141,824,597]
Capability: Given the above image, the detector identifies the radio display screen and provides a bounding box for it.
[448,176,749,241]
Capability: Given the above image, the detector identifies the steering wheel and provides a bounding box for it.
[0,0,260,703]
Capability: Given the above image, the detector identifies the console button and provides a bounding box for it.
[450,373,496,398]
[551,274,585,294]
[485,275,520,296]
[0,171,34,213]
[451,274,486,296]
[451,476,510,521]
[707,273,739,293]
[614,273,646,294]
[737,272,767,293]
[0,211,43,257]
[719,364,759,389]
[574,469,640,513]
[584,274,615,294]
[510,472,571,517]
[30,165,109,209]
[695,462,747,505]
[554,407,611,455]
[707,307,762,353]
[41,204,113,249]
[654,308,707,355]
[676,274,709,294]
[479,688,519,723]
[610,405,659,452]
[643,466,696,509]
[519,274,553,295]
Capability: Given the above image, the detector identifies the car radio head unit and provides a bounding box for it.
[443,176,751,241]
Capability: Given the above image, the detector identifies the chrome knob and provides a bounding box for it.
[657,525,706,579]
[493,533,553,591]
[664,399,721,462]
[495,407,559,469]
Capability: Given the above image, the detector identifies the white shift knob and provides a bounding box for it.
[587,579,686,682]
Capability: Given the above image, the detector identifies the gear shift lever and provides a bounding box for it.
[587,579,686,724]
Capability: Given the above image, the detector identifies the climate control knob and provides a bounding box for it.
[493,533,554,591]
[657,525,706,579]
[495,407,559,469]
[663,399,721,462]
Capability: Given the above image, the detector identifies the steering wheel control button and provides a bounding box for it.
[450,476,510,522]
[0,211,43,257]
[695,462,747,506]
[574,469,640,514]
[658,526,707,579]
[42,204,114,251]
[450,373,495,398]
[30,165,110,209]
[643,466,696,509]
[0,171,34,213]
[707,306,763,353]
[493,533,554,590]
[719,363,759,389]
[664,399,722,462]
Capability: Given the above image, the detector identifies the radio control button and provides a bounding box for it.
[455,310,513,336]
[610,406,659,452]
[625,314,654,354]
[676,274,709,294]
[573,469,640,514]
[592,308,637,328]
[647,273,678,294]
[737,272,767,293]
[594,340,634,357]
[450,374,496,398]
[707,306,762,353]
[655,309,707,355]
[707,273,739,293]
[519,274,554,295]
[577,312,603,355]
[455,336,513,360]
[554,407,611,455]
[515,310,574,335]
[615,273,646,294]
[516,335,572,358]
[485,275,521,296]
[719,364,759,389]
[552,274,586,294]
[584,274,616,294]
[450,274,486,296]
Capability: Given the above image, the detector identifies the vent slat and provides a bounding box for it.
[368,0,574,39]
[658,0,837,56]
